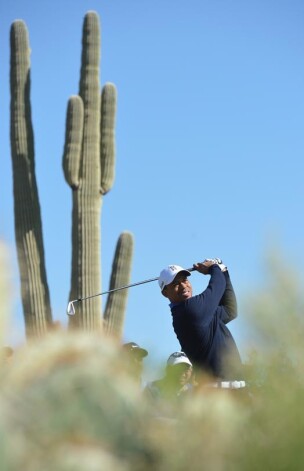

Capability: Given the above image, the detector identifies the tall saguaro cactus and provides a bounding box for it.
[63,11,133,331]
[10,20,52,338]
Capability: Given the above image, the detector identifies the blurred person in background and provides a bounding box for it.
[123,341,148,387]
[1,346,14,365]
[143,351,193,401]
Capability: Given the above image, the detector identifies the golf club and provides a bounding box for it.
[66,266,196,316]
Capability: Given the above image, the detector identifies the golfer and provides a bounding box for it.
[159,259,243,383]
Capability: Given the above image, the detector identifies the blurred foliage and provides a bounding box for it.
[1,246,304,470]
[243,250,304,387]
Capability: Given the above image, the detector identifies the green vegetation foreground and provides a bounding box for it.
[0,326,303,471]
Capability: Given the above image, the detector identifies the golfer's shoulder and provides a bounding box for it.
[171,296,202,317]
[171,299,190,313]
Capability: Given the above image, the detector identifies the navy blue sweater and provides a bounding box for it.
[171,265,243,380]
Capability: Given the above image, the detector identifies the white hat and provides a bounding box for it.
[158,265,191,292]
[167,352,192,367]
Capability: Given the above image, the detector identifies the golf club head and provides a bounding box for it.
[67,301,76,316]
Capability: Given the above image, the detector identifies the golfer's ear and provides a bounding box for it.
[162,287,169,299]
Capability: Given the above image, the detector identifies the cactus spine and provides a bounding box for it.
[9,20,52,337]
[63,11,133,332]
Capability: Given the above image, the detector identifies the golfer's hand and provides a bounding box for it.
[193,260,216,275]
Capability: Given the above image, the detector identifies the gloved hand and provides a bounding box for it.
[204,258,227,272]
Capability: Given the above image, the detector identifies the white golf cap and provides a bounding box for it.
[167,352,192,367]
[158,265,191,292]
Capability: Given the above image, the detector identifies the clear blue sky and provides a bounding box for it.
[1,1,304,375]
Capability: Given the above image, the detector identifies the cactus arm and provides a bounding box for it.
[62,96,84,190]
[10,20,52,338]
[103,232,134,339]
[100,83,117,195]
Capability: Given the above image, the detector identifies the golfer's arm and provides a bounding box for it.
[219,271,237,322]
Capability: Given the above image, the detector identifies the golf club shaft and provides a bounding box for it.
[79,266,195,302]
[67,266,196,315]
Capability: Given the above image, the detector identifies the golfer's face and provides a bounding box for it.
[164,274,192,303]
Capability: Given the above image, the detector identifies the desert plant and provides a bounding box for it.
[0,242,12,344]
[9,13,134,338]
[10,20,53,337]
[0,331,159,471]
[62,12,133,331]
[103,231,134,338]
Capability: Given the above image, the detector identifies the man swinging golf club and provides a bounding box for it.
[159,259,245,389]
